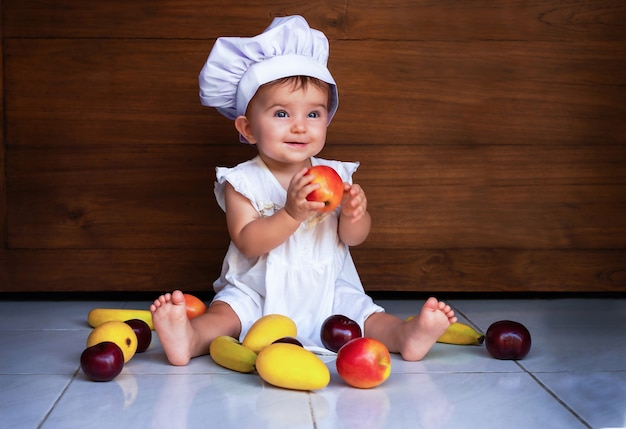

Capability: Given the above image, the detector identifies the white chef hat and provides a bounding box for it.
[198,15,339,142]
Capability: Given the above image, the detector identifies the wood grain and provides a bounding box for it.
[3,249,624,293]
[0,25,5,251]
[1,249,222,292]
[6,144,625,250]
[2,1,625,293]
[3,1,624,41]
[5,39,625,147]
[353,248,626,293]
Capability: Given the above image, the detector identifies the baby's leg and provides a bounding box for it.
[364,297,457,362]
[150,290,240,366]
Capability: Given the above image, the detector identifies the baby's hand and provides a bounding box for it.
[340,183,368,223]
[284,168,325,221]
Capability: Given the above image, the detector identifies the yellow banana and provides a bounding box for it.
[209,336,258,373]
[256,343,330,391]
[242,314,297,353]
[437,322,484,345]
[88,308,153,330]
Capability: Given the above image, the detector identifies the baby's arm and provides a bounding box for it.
[338,183,371,246]
[223,168,323,258]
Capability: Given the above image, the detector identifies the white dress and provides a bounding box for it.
[212,156,383,349]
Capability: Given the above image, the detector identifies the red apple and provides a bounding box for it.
[125,319,152,353]
[336,337,391,389]
[321,314,362,353]
[485,320,532,360]
[80,341,124,382]
[306,165,344,212]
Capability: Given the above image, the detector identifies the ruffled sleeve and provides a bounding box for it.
[214,156,360,215]
[214,158,261,213]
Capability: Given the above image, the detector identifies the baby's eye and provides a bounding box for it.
[308,111,320,118]
[274,110,288,118]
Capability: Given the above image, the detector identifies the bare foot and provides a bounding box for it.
[400,297,457,361]
[151,290,196,366]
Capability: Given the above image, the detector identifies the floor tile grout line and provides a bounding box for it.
[455,305,594,428]
[37,367,80,429]
[523,368,593,429]
[307,393,319,429]
[3,299,624,428]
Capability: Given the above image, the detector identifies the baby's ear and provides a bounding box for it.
[235,116,256,144]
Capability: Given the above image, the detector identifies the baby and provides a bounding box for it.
[151,16,456,366]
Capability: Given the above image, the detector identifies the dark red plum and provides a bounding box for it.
[125,319,152,353]
[485,320,531,360]
[80,341,124,382]
[321,314,362,353]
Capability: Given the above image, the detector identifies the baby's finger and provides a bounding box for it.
[301,182,320,199]
[307,200,327,211]
[292,167,313,186]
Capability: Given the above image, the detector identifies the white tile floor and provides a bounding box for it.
[1,296,625,429]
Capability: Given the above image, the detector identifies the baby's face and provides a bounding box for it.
[243,80,330,167]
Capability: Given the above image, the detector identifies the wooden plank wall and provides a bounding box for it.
[1,1,625,293]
